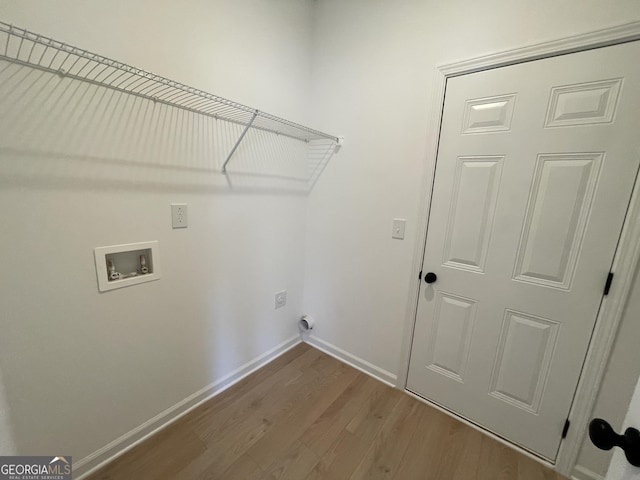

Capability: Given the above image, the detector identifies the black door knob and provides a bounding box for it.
[589,418,640,467]
[424,272,437,284]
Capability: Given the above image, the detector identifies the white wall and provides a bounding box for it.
[304,0,640,477]
[0,0,314,473]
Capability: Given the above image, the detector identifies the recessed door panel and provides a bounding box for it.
[426,292,477,382]
[514,153,602,290]
[462,94,516,134]
[489,310,559,414]
[545,79,622,127]
[443,156,503,273]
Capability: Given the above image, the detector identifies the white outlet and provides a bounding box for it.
[171,204,188,228]
[275,290,287,309]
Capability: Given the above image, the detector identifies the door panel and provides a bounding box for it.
[426,291,477,382]
[443,156,503,272]
[545,79,622,127]
[407,41,640,460]
[514,153,602,289]
[488,309,559,414]
[462,94,517,133]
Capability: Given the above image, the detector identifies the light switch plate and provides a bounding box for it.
[392,218,406,240]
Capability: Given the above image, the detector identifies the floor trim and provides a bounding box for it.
[304,335,397,387]
[571,465,605,480]
[74,334,301,479]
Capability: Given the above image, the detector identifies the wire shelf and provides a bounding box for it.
[0,21,341,177]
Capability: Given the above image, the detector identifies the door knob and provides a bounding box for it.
[424,272,437,284]
[589,418,640,467]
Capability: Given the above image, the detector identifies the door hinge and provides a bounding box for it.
[419,270,422,281]
[562,419,571,439]
[604,272,614,296]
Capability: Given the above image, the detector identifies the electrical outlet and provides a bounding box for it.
[275,290,287,309]
[171,204,188,228]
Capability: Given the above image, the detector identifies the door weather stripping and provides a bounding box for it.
[604,272,614,296]
[562,419,571,439]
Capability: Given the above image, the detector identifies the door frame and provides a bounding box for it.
[397,21,640,477]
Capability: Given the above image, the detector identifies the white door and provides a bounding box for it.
[407,41,640,461]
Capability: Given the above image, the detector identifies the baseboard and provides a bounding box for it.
[74,334,301,479]
[571,464,605,480]
[304,335,397,387]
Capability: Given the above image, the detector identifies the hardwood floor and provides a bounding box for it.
[86,343,567,480]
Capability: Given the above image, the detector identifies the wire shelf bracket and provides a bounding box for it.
[222,110,258,173]
[0,21,342,177]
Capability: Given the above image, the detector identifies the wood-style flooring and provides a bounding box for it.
[86,343,567,480]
